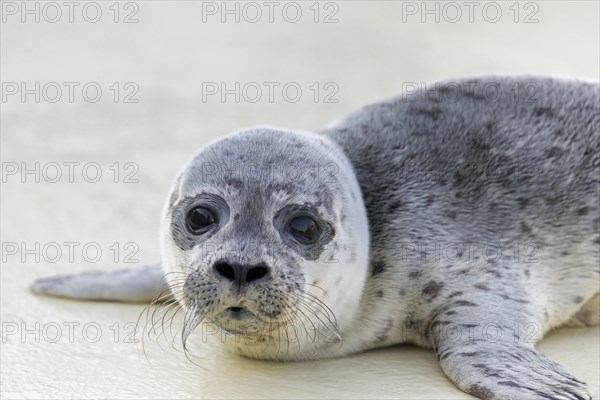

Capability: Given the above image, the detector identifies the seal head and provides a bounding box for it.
[160,128,369,360]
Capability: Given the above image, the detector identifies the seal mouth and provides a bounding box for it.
[219,322,281,336]
[212,306,283,335]
[224,306,255,320]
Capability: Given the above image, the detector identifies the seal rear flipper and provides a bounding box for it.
[29,264,169,303]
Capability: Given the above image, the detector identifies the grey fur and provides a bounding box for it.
[318,76,599,399]
[31,76,599,400]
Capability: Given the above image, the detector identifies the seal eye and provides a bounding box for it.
[289,216,320,244]
[186,206,216,234]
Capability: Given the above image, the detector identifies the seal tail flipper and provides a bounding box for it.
[29,264,169,303]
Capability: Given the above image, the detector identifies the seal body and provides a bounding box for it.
[31,76,600,400]
[321,76,600,348]
[317,76,599,399]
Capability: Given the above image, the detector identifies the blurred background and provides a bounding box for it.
[1,1,599,398]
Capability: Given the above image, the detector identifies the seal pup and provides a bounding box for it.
[31,76,599,400]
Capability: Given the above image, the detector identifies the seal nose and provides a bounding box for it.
[213,261,270,287]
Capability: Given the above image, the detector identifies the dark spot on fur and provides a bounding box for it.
[474,283,490,291]
[454,300,477,307]
[426,194,435,207]
[498,381,521,388]
[453,168,466,187]
[574,296,584,304]
[534,106,555,117]
[472,364,502,378]
[468,384,494,399]
[387,200,402,213]
[458,351,480,357]
[448,210,457,219]
[225,178,243,189]
[577,206,589,216]
[561,250,570,256]
[448,291,463,299]
[546,146,562,157]
[375,290,384,298]
[422,281,444,299]
[371,261,387,276]
[409,271,422,279]
[469,137,491,152]
[520,221,531,234]
[517,197,530,209]
[415,107,442,120]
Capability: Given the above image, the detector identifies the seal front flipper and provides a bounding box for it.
[29,264,169,303]
[429,302,592,400]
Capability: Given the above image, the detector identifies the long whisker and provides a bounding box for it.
[287,291,337,330]
[277,291,318,342]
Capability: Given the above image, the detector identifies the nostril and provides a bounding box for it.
[215,262,235,281]
[214,261,269,285]
[246,265,269,282]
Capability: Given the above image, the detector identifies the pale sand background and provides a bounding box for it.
[1,1,599,398]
